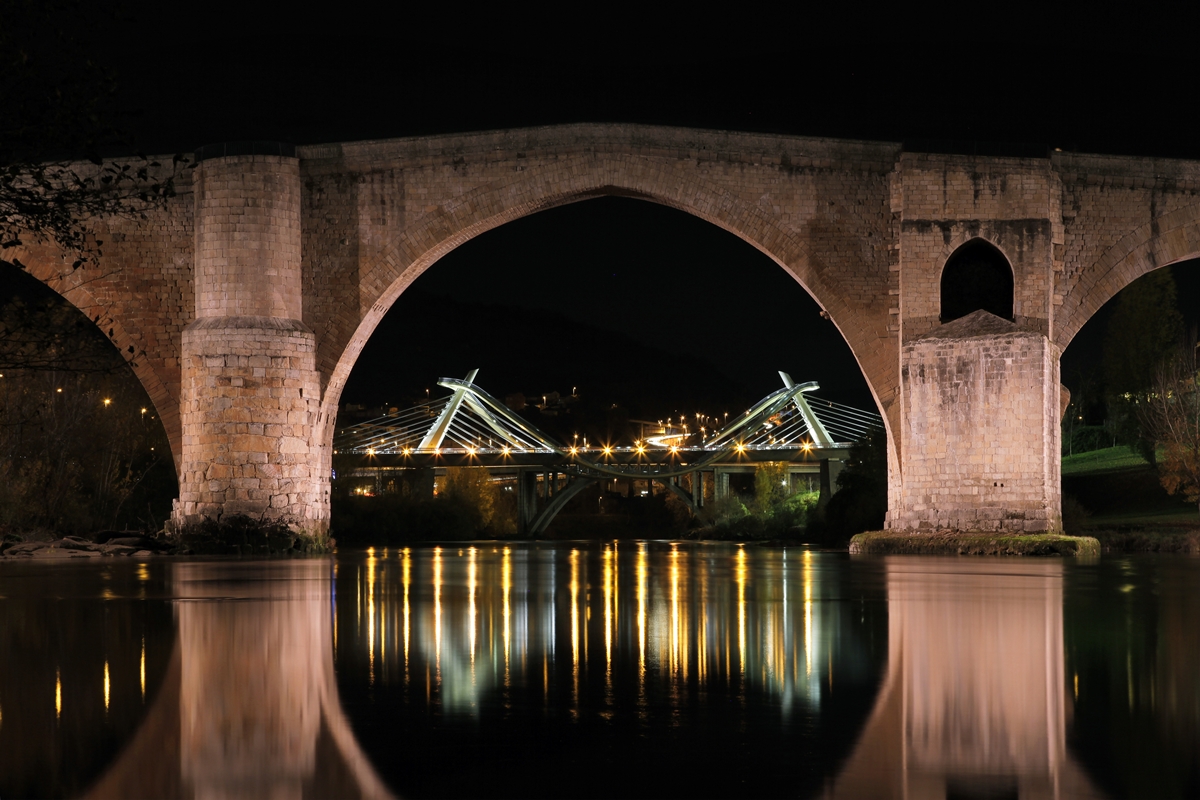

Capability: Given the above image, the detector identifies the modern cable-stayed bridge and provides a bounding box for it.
[335,371,882,535]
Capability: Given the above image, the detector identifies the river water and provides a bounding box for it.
[0,543,1196,799]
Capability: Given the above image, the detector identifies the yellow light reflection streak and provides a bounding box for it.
[104,661,110,711]
[403,549,411,669]
[140,638,145,701]
[55,670,61,718]
[502,547,511,679]
[637,544,647,677]
[803,550,813,677]
[433,547,443,671]
[570,549,581,711]
[603,546,613,677]
[736,547,747,675]
[670,547,680,676]
[367,547,377,685]
[468,547,477,667]
[570,549,580,670]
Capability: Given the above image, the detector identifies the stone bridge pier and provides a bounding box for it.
[173,153,328,534]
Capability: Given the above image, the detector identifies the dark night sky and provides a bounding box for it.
[32,4,1200,414]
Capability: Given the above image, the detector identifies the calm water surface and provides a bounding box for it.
[0,543,1197,798]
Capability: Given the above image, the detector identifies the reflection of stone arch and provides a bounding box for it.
[825,559,1104,799]
[1056,202,1200,351]
[1,246,182,469]
[940,238,1014,323]
[83,562,393,799]
[318,158,899,483]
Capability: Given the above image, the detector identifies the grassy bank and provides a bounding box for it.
[1061,445,1199,552]
[849,531,1101,557]
[1087,527,1200,554]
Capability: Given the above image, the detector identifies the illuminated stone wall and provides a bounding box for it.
[5,125,1200,532]
[174,155,327,532]
[894,314,1062,532]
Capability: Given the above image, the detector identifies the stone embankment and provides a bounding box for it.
[0,535,170,559]
[849,530,1101,556]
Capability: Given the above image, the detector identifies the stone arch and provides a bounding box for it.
[315,155,898,465]
[0,243,182,470]
[1055,201,1200,351]
[939,237,1015,323]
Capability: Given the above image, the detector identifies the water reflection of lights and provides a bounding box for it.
[402,549,411,671]
[344,544,840,717]
[368,547,377,685]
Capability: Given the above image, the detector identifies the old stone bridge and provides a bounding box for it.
[6,124,1199,535]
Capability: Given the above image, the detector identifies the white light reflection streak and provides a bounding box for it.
[140,637,145,701]
[104,661,110,712]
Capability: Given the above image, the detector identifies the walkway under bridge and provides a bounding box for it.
[334,371,882,535]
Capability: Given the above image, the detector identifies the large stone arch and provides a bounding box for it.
[316,154,898,469]
[1056,200,1200,351]
[0,242,182,469]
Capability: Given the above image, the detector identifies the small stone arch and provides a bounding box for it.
[939,238,1015,323]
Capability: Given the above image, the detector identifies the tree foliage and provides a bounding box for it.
[1104,269,1185,393]
[0,369,174,534]
[1138,342,1200,517]
[439,467,499,531]
[1101,269,1185,464]
[821,427,888,538]
[1,0,183,272]
[0,276,136,372]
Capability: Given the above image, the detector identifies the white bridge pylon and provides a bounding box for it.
[336,371,881,480]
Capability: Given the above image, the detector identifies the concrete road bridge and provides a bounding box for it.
[6,123,1200,535]
[333,370,881,534]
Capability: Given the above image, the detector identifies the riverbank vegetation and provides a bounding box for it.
[849,531,1101,557]
[0,364,176,538]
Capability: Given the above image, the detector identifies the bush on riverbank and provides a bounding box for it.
[687,487,819,541]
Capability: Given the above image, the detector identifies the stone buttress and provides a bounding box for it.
[173,153,327,535]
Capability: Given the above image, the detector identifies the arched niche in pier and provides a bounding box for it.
[940,238,1015,323]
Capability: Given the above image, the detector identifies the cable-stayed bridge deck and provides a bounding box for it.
[335,371,881,535]
[335,370,882,476]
